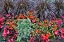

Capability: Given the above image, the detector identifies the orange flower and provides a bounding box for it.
[53,25,57,31]
[29,15,34,19]
[6,21,10,24]
[24,15,29,18]
[46,33,51,38]
[44,20,47,23]
[54,25,57,28]
[11,21,16,28]
[42,23,47,27]
[7,21,16,28]
[35,29,40,34]
[7,25,13,30]
[18,14,24,19]
[38,22,42,26]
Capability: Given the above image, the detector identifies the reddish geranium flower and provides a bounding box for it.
[59,28,64,38]
[0,17,5,21]
[30,37,33,42]
[8,38,14,42]
[59,28,64,33]
[54,28,64,39]
[0,16,5,28]
[61,34,64,38]
[2,26,10,37]
[40,34,49,42]
[0,25,3,28]
[2,28,8,37]
[2,25,17,42]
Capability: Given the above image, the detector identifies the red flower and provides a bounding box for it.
[0,25,3,28]
[54,28,64,38]
[0,17,5,28]
[30,37,33,42]
[35,29,40,34]
[2,28,8,37]
[40,34,49,42]
[8,38,14,42]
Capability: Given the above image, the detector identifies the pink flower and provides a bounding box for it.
[56,19,62,26]
[59,28,64,33]
[40,34,49,42]
[54,30,58,35]
[0,17,5,22]
[41,34,46,39]
[2,28,8,37]
[61,34,64,38]
[6,14,10,17]
[62,16,64,19]
[8,38,14,42]
[0,25,3,28]
[59,28,64,38]
[2,26,9,37]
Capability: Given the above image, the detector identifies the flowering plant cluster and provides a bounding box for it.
[0,11,64,42]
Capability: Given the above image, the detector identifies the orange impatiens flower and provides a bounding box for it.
[11,21,16,28]
[54,25,57,28]
[38,22,42,26]
[18,14,24,19]
[44,20,47,23]
[46,33,51,38]
[42,23,47,27]
[29,15,35,19]
[6,20,16,29]
[53,25,57,31]
[24,15,29,18]
[35,29,40,34]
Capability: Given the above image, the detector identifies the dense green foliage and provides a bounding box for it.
[16,18,32,42]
